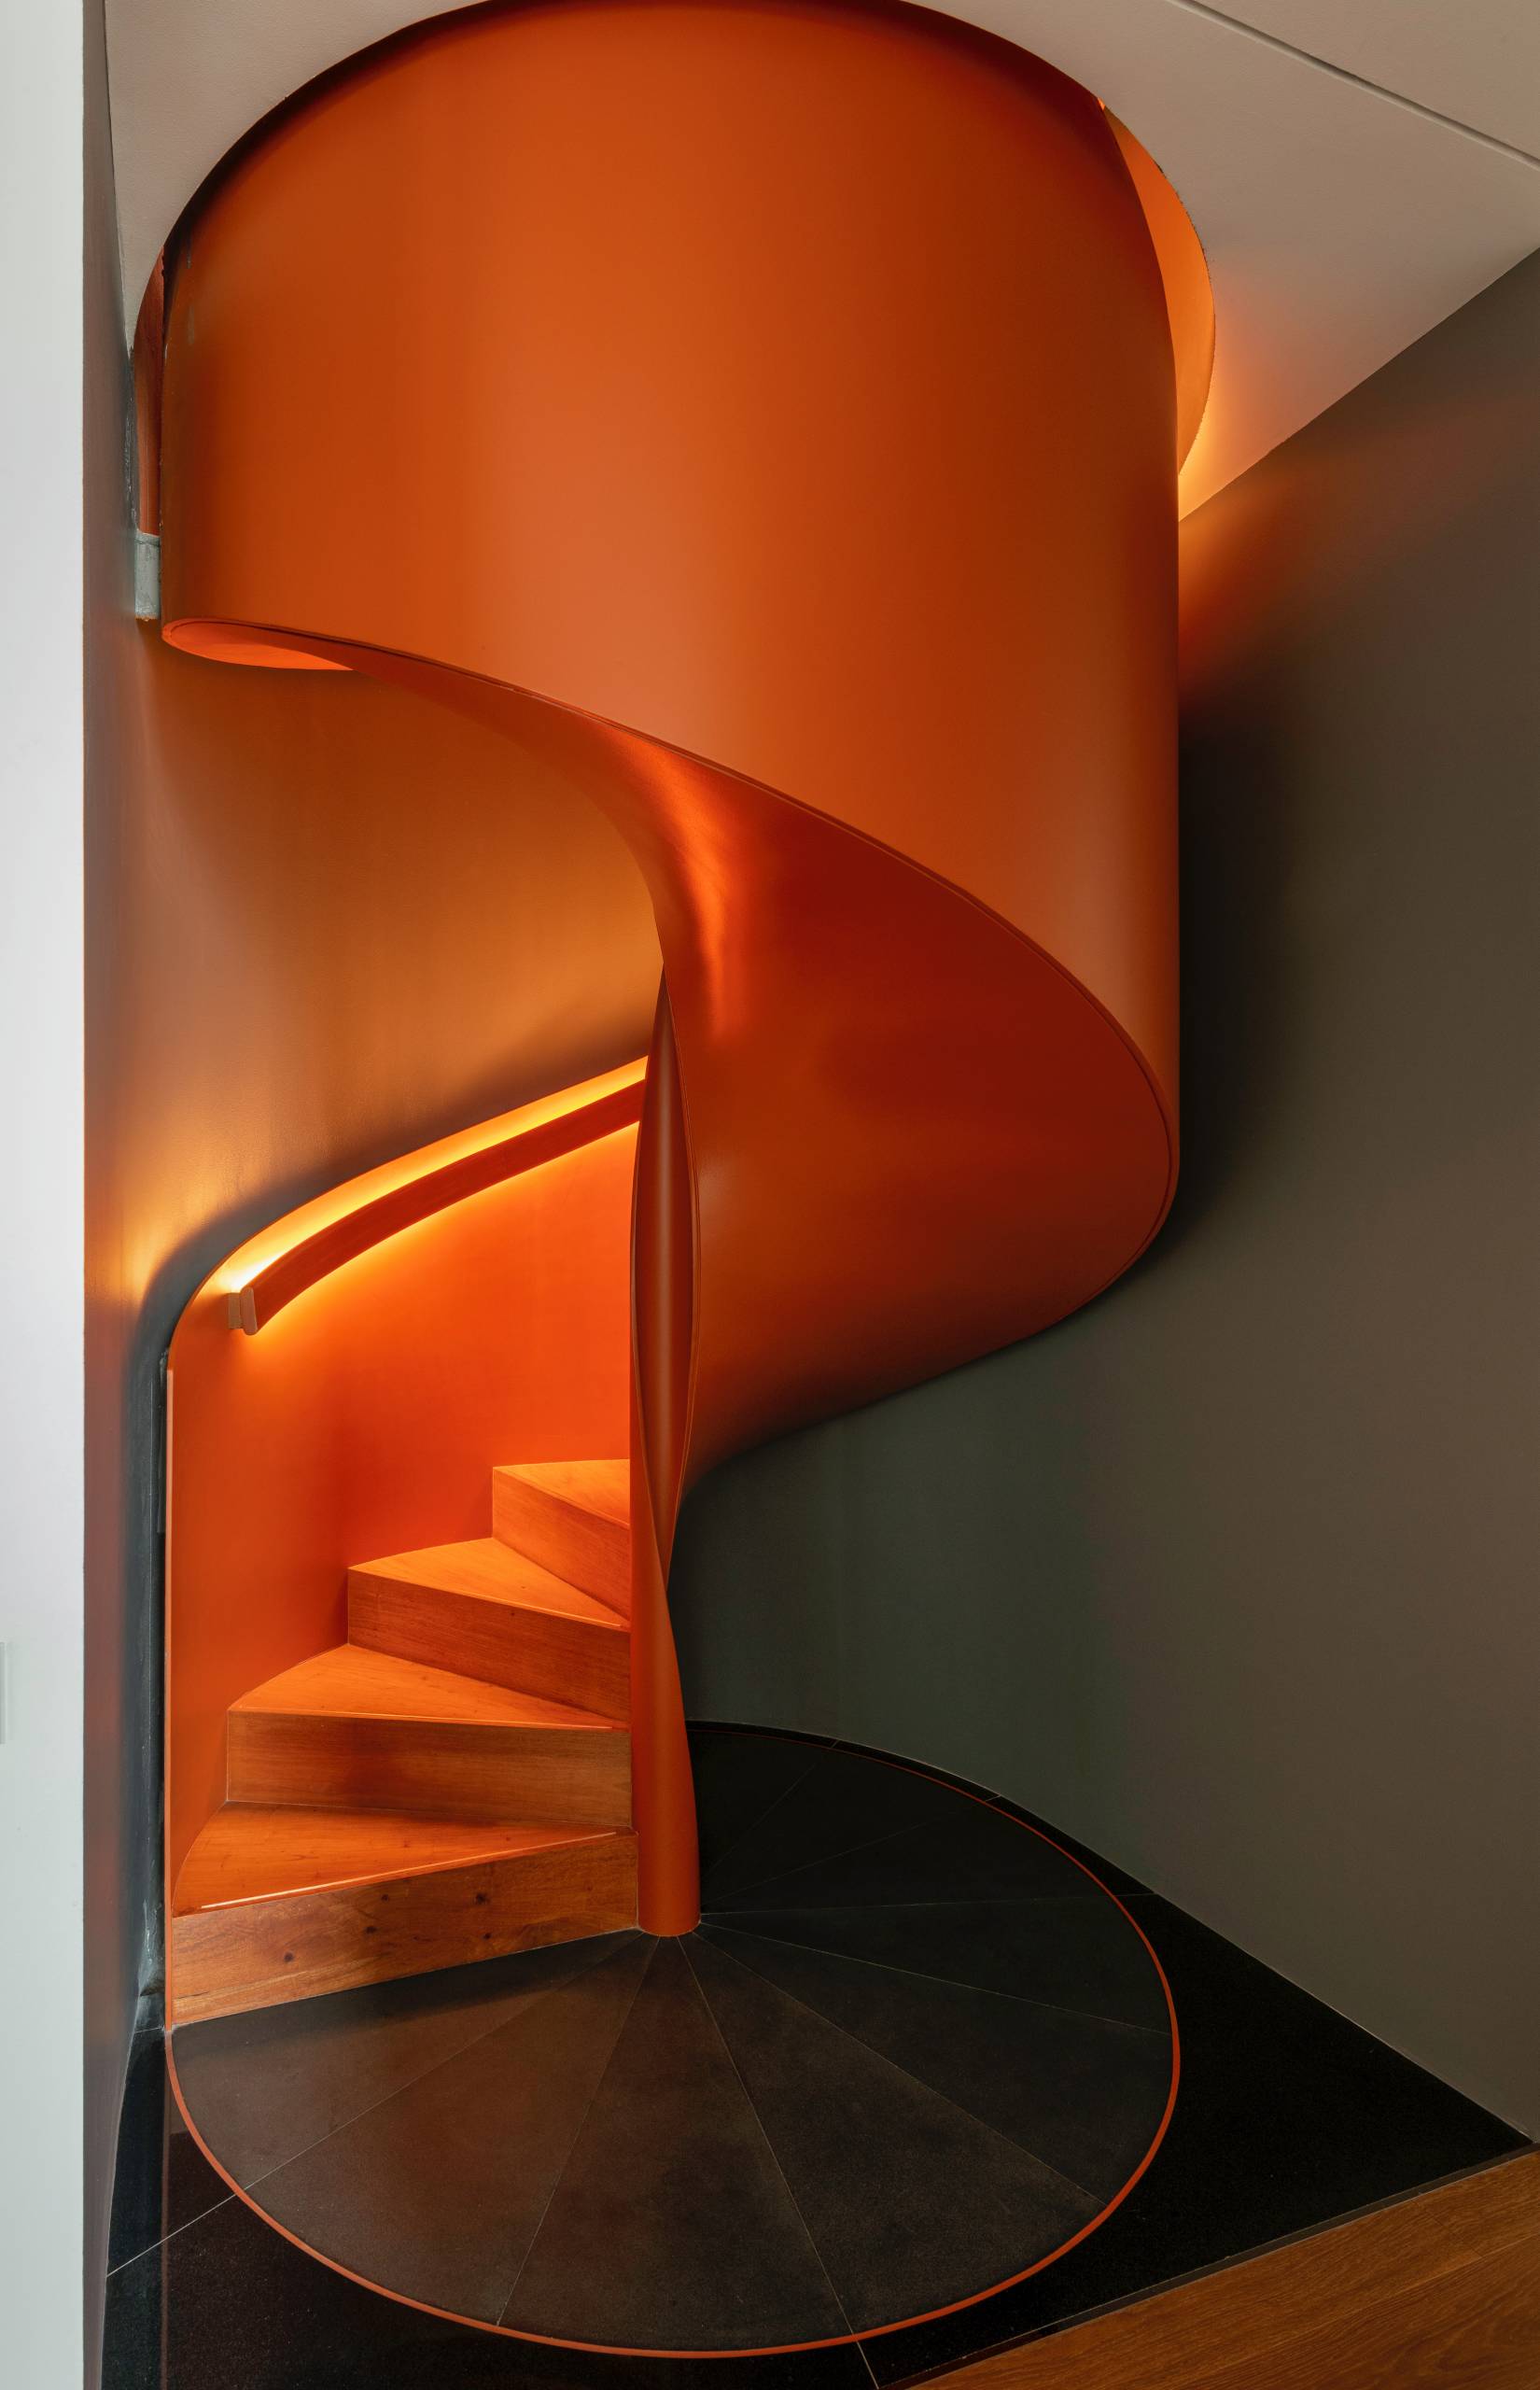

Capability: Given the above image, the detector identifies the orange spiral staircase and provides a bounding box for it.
[154,0,1211,2021]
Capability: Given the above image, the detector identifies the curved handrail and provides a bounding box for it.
[222,1060,645,1332]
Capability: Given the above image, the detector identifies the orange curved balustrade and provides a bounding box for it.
[157,0,1208,1944]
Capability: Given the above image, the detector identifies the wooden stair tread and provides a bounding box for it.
[492,1459,632,1615]
[351,1538,625,1631]
[174,1803,612,1914]
[174,1460,642,2022]
[231,1643,623,1731]
[494,1459,630,1525]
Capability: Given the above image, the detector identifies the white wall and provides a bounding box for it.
[0,4,86,2384]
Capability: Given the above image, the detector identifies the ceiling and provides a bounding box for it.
[105,0,1540,513]
[1202,0,1540,159]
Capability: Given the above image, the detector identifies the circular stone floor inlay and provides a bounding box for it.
[170,1728,1176,2354]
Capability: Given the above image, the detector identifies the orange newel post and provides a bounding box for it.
[629,987,701,1932]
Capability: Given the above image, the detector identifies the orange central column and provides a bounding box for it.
[631,989,701,1929]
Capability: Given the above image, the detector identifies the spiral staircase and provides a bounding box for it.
[155,0,1210,2030]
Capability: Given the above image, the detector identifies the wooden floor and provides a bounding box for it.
[947,2151,1540,2390]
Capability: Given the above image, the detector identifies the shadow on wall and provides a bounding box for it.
[669,645,1303,1797]
[671,248,1540,2133]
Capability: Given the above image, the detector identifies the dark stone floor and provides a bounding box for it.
[105,1725,1528,2388]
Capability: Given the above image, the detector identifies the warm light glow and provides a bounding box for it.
[163,619,350,670]
[222,1058,647,1329]
[1105,110,1215,471]
[1178,404,1222,519]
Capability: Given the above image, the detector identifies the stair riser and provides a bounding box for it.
[348,1574,629,1722]
[170,1833,638,2023]
[227,1713,632,1829]
[493,1474,631,1616]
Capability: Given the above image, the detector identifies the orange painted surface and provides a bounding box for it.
[629,991,701,1930]
[227,1061,644,1330]
[1108,111,1216,476]
[165,1118,636,1902]
[159,0,1202,1933]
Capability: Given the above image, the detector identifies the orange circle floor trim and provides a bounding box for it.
[168,1730,1178,2357]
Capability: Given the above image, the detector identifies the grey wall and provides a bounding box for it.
[82,18,659,2365]
[672,247,1540,2135]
